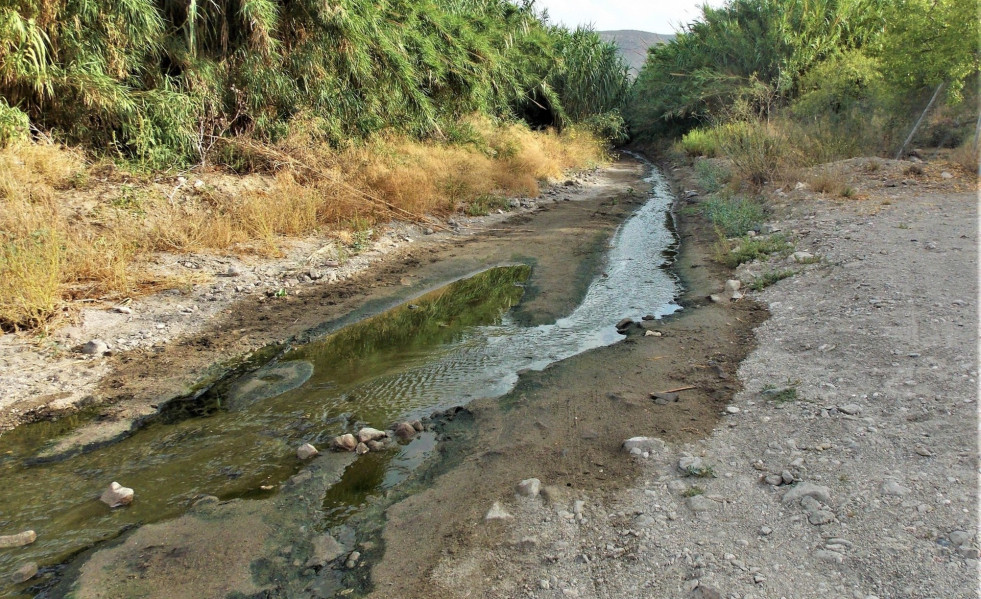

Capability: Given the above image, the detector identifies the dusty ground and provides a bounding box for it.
[383,157,978,599]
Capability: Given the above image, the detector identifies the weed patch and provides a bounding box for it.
[749,269,796,290]
[701,194,766,237]
[717,234,793,268]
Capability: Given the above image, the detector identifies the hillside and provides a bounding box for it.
[598,30,674,77]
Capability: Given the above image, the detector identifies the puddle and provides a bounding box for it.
[0,165,681,597]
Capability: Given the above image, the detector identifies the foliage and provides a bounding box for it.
[717,233,792,268]
[749,269,796,290]
[678,128,720,157]
[701,193,766,237]
[694,160,731,192]
[0,0,629,167]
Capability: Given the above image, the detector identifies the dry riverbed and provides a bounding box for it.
[0,154,976,599]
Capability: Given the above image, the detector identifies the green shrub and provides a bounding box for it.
[678,128,720,157]
[694,160,731,192]
[718,234,792,268]
[0,100,29,147]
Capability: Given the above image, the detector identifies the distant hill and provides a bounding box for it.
[598,30,674,77]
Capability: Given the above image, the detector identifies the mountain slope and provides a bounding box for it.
[598,30,674,77]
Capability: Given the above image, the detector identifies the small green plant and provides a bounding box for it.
[110,186,147,215]
[749,269,796,290]
[682,485,706,497]
[897,222,910,230]
[685,464,716,478]
[761,383,798,403]
[840,186,857,198]
[274,288,287,298]
[678,127,720,157]
[695,160,732,193]
[465,194,510,217]
[718,233,793,268]
[701,193,766,237]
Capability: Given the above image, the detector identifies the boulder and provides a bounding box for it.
[0,530,36,549]
[366,440,387,452]
[355,442,370,455]
[332,434,358,452]
[100,482,134,508]
[516,478,541,498]
[356,427,388,443]
[616,317,634,330]
[410,420,424,432]
[393,422,417,441]
[296,443,319,460]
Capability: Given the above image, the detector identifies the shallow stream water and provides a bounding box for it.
[0,164,681,597]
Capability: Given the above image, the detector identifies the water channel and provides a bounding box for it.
[0,163,681,597]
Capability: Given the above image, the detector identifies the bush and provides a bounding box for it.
[701,193,766,237]
[678,128,720,157]
[715,121,797,188]
[694,160,731,192]
[0,100,29,147]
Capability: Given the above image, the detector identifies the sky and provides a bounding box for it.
[533,0,727,34]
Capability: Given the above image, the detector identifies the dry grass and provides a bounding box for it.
[0,118,607,331]
[950,140,980,176]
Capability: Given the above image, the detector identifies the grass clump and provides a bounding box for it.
[749,269,796,291]
[465,194,511,217]
[701,193,766,237]
[684,464,716,478]
[717,233,793,268]
[694,160,732,193]
[682,485,706,497]
[678,128,720,157]
[761,383,799,403]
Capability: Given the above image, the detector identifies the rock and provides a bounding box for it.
[838,403,862,415]
[393,422,417,440]
[366,440,386,452]
[694,584,722,599]
[781,470,795,484]
[794,181,808,191]
[808,510,835,525]
[711,280,743,303]
[10,562,38,584]
[355,442,370,455]
[226,265,244,277]
[539,580,551,590]
[81,339,109,355]
[410,420,424,432]
[305,534,344,567]
[296,443,319,460]
[792,251,813,262]
[485,501,513,521]
[0,530,37,548]
[650,392,678,405]
[100,482,134,508]
[880,480,910,497]
[764,474,783,486]
[814,549,844,563]
[781,482,831,504]
[941,171,954,179]
[332,434,358,452]
[950,530,973,546]
[678,456,704,473]
[687,495,718,512]
[573,500,586,515]
[641,314,656,321]
[644,330,662,337]
[623,437,666,454]
[344,551,361,569]
[725,406,740,414]
[357,427,388,443]
[113,306,133,314]
[616,317,634,330]
[516,478,541,498]
[760,526,773,536]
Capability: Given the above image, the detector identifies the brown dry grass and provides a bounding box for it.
[0,118,607,331]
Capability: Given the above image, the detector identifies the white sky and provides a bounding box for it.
[533,0,727,34]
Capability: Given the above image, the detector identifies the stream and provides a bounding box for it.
[0,163,681,597]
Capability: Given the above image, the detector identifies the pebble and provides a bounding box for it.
[725,406,740,414]
[332,434,358,451]
[941,171,953,179]
[113,306,133,314]
[344,551,360,569]
[296,443,319,460]
[355,442,370,455]
[516,478,542,498]
[226,265,244,277]
[0,530,36,548]
[760,526,773,536]
[838,403,863,415]
[815,549,844,563]
[100,482,134,508]
[623,437,666,454]
[687,496,718,512]
[678,456,704,472]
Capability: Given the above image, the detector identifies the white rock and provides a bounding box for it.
[356,427,388,443]
[792,251,814,262]
[644,330,662,337]
[623,437,666,454]
[0,530,36,548]
[838,403,862,415]
[332,434,358,451]
[941,171,954,179]
[725,406,741,414]
[100,482,134,508]
[516,478,541,498]
[296,443,319,460]
[678,456,704,473]
[485,501,513,521]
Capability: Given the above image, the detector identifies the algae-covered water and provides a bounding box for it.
[0,166,681,597]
